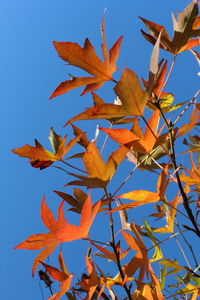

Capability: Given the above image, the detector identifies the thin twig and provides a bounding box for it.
[61,159,86,173]
[158,104,200,238]
[173,89,200,126]
[104,188,132,300]
[157,55,177,100]
[53,165,68,174]
[147,230,186,252]
[83,238,113,247]
[165,286,198,299]
[112,152,153,197]
[176,221,199,267]
[151,157,177,182]
[174,235,191,269]
[112,164,138,197]
[100,123,113,155]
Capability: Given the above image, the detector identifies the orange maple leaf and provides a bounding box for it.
[66,141,129,188]
[122,223,150,285]
[110,166,169,212]
[64,68,148,126]
[91,240,130,263]
[140,0,200,55]
[54,188,88,214]
[180,154,200,186]
[12,128,83,169]
[100,109,161,155]
[177,104,200,137]
[142,60,173,109]
[132,265,165,300]
[41,250,74,300]
[49,17,123,99]
[14,194,101,276]
[77,256,100,300]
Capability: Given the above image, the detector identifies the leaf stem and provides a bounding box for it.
[61,159,87,173]
[157,55,177,100]
[100,123,113,155]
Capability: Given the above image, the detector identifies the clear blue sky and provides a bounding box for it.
[2,0,199,299]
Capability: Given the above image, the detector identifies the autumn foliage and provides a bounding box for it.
[13,1,200,299]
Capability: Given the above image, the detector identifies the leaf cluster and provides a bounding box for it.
[12,1,200,299]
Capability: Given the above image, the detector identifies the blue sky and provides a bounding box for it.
[2,0,200,299]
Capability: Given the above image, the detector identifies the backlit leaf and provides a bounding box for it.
[77,256,99,300]
[14,194,100,275]
[67,142,128,188]
[178,104,200,137]
[64,68,148,126]
[41,250,73,300]
[50,18,123,98]
[140,1,200,54]
[100,109,161,155]
[157,258,185,275]
[12,128,83,169]
[152,193,182,233]
[54,188,87,213]
[111,166,169,212]
[122,223,150,284]
[143,220,163,262]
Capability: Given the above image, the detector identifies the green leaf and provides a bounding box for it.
[162,100,189,113]
[157,258,185,275]
[143,219,163,262]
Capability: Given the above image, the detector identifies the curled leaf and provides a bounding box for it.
[12,128,83,169]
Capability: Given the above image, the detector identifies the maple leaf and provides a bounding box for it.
[100,109,161,155]
[143,30,173,107]
[77,256,99,300]
[88,92,137,125]
[64,68,148,126]
[122,222,150,285]
[12,128,83,170]
[84,259,134,296]
[110,166,169,212]
[140,0,200,55]
[71,124,90,149]
[180,154,200,186]
[131,265,165,300]
[190,49,200,76]
[49,17,123,99]
[143,58,183,114]
[91,240,130,262]
[152,193,182,233]
[66,141,129,188]
[149,266,165,300]
[41,250,74,300]
[98,268,134,291]
[143,59,169,100]
[178,104,200,137]
[54,188,87,213]
[183,134,200,162]
[126,126,177,171]
[14,194,101,276]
